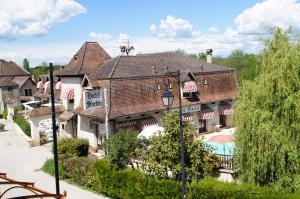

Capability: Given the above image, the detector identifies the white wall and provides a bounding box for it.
[206,103,220,133]
[61,77,83,110]
[78,115,97,148]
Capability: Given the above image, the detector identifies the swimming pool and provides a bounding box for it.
[205,141,235,156]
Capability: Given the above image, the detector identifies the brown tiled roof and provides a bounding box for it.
[0,59,30,77]
[13,76,33,87]
[58,111,75,121]
[0,77,18,87]
[56,42,111,76]
[95,52,233,80]
[108,72,238,119]
[84,75,100,87]
[29,105,65,117]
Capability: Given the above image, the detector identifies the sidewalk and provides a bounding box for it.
[0,122,109,199]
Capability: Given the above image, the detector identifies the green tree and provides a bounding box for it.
[105,129,146,169]
[235,28,300,192]
[23,58,30,71]
[143,112,218,181]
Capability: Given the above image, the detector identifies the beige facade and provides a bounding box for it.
[0,86,20,113]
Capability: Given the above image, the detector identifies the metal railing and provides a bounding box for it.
[214,154,235,170]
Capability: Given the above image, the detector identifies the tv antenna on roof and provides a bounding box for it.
[120,39,134,56]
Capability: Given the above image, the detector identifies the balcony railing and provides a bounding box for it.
[214,154,235,171]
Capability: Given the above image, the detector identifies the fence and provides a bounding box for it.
[215,154,235,170]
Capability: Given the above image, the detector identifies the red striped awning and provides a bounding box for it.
[138,117,158,131]
[183,81,197,93]
[55,81,62,90]
[43,81,50,93]
[183,113,193,123]
[36,81,43,89]
[219,102,234,115]
[61,88,74,100]
[197,108,214,120]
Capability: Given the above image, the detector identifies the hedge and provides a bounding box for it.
[14,113,31,137]
[42,157,300,199]
[2,108,7,119]
[57,138,89,157]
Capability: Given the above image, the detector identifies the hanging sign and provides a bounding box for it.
[84,90,102,110]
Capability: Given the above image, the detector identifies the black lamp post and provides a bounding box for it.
[161,70,187,199]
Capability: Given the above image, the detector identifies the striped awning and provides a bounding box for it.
[138,117,158,131]
[219,102,234,115]
[197,108,214,120]
[183,81,197,93]
[61,88,74,100]
[182,113,193,123]
[36,81,43,89]
[55,81,62,90]
[43,81,50,93]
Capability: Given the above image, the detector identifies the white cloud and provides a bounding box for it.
[208,27,219,34]
[0,0,86,38]
[235,0,300,34]
[149,24,157,32]
[119,33,129,43]
[90,32,112,40]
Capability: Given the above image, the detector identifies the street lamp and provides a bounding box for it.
[161,70,187,199]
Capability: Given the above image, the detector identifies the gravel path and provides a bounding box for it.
[0,120,109,199]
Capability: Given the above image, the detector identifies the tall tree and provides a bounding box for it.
[142,112,218,181]
[23,58,30,71]
[235,28,300,192]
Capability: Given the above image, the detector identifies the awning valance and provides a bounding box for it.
[219,102,234,115]
[61,88,74,100]
[43,81,50,93]
[183,113,193,123]
[37,81,43,89]
[197,108,214,120]
[183,81,197,93]
[138,117,158,131]
[55,81,62,90]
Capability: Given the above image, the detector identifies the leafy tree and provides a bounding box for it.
[235,28,300,192]
[105,129,146,169]
[142,111,218,181]
[23,58,30,71]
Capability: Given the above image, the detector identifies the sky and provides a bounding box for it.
[0,0,300,67]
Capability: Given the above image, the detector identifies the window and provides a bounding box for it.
[199,119,206,133]
[25,89,32,96]
[62,124,65,130]
[7,87,13,95]
[169,82,172,89]
[68,99,74,103]
[204,80,208,85]
[182,92,193,99]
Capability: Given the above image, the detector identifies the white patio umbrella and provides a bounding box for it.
[137,126,164,139]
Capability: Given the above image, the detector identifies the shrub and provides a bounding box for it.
[14,113,31,137]
[0,123,4,132]
[2,108,7,119]
[42,157,300,199]
[57,138,89,157]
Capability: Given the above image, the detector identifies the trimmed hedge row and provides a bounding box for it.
[57,137,89,157]
[42,157,300,199]
[14,113,31,137]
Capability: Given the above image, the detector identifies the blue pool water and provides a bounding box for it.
[205,141,235,156]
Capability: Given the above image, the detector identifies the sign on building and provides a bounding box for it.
[84,90,102,110]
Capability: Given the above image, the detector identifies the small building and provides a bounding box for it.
[0,59,36,112]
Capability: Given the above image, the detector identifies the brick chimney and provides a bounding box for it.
[206,48,213,63]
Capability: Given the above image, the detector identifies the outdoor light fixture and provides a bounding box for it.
[161,90,174,109]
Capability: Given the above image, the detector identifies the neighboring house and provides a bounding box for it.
[55,42,238,149]
[34,75,61,104]
[0,59,36,112]
[0,78,20,113]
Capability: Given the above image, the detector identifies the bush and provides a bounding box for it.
[57,138,89,157]
[2,108,7,119]
[0,123,4,132]
[42,157,300,199]
[14,113,31,137]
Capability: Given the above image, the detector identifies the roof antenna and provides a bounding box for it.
[120,39,134,56]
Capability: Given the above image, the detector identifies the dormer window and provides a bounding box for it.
[155,83,160,91]
[204,80,208,85]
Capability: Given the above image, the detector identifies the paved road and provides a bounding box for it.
[0,121,108,199]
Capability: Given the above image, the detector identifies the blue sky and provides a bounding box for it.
[0,0,299,67]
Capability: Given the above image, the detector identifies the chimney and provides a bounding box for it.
[199,64,204,71]
[206,48,213,63]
